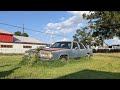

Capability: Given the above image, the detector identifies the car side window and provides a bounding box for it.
[79,43,85,49]
[73,42,79,49]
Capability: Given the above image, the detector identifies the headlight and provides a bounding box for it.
[40,53,54,58]
[49,53,54,58]
[41,54,45,57]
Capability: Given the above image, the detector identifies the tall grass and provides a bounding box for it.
[0,53,120,79]
[19,54,88,68]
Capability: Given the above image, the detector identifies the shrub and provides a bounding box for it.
[36,46,45,52]
[19,53,40,66]
[32,59,67,68]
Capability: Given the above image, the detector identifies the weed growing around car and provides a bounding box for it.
[0,53,120,79]
[19,54,86,68]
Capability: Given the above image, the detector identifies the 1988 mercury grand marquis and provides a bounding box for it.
[39,41,93,60]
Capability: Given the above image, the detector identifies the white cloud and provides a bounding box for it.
[61,38,69,41]
[67,11,90,17]
[112,37,120,45]
[105,37,120,45]
[44,11,91,35]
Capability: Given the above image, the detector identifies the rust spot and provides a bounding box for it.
[43,48,65,51]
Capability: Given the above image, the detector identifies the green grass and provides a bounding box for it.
[0,53,120,79]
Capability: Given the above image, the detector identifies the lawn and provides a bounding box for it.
[0,53,120,79]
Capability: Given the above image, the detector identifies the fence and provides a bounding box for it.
[93,49,120,53]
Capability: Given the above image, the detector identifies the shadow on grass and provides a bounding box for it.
[0,64,11,67]
[57,69,120,79]
[0,67,21,78]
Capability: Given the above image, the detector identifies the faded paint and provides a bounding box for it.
[40,41,93,60]
[43,48,65,51]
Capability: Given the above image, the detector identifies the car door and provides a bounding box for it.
[79,43,87,57]
[71,42,80,58]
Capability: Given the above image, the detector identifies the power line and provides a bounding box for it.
[0,22,71,38]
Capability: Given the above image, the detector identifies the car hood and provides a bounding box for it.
[43,48,66,51]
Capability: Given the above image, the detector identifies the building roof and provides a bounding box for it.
[14,36,47,45]
[0,29,47,45]
[0,29,13,34]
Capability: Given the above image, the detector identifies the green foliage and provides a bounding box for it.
[36,46,45,52]
[83,11,120,39]
[19,46,46,66]
[14,31,29,37]
[14,31,21,36]
[33,60,67,68]
[19,55,31,66]
[73,26,102,46]
[21,33,29,37]
[74,11,120,46]
[19,53,40,66]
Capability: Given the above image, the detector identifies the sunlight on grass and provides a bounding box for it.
[0,53,120,79]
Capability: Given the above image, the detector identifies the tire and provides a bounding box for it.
[59,55,69,61]
[86,53,90,59]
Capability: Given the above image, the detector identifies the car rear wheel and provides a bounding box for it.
[86,53,90,59]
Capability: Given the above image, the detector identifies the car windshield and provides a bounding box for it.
[50,42,71,49]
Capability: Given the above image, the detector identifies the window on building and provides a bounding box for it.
[23,46,32,48]
[0,45,13,48]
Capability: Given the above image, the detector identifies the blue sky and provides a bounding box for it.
[0,11,73,43]
[0,11,120,45]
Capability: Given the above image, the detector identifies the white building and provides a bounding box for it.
[0,29,47,54]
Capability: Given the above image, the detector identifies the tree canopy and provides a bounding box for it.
[83,11,120,39]
[73,11,120,47]
[14,31,29,37]
[73,26,102,46]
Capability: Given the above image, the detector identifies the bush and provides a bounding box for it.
[36,46,45,52]
[19,53,40,66]
[19,46,45,66]
[32,59,67,68]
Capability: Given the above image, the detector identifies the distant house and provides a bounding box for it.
[91,41,109,49]
[0,29,47,54]
[109,45,120,49]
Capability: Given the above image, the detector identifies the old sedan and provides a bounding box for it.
[39,41,93,60]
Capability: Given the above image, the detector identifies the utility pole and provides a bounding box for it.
[23,24,24,34]
[50,34,52,44]
[50,35,54,44]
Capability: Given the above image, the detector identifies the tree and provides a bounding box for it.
[83,11,120,39]
[73,24,103,47]
[73,27,93,46]
[21,33,29,37]
[14,31,21,36]
[14,31,29,37]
